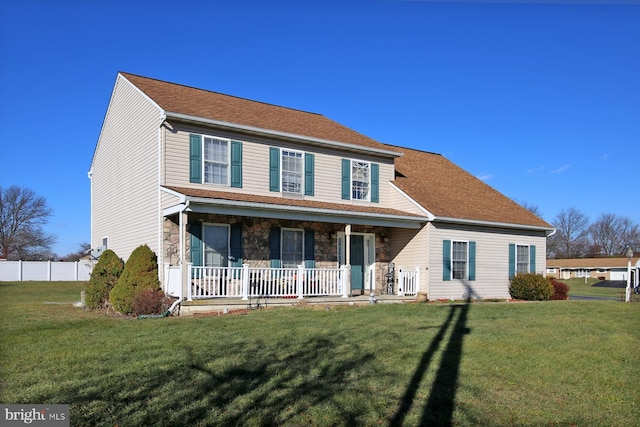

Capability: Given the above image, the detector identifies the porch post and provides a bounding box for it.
[297,264,305,299]
[341,264,350,298]
[186,262,193,301]
[241,264,249,300]
[398,267,405,296]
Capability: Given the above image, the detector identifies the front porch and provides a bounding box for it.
[164,264,421,312]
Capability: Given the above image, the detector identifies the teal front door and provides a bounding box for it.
[350,235,364,292]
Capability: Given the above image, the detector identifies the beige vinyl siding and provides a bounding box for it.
[91,75,163,262]
[163,123,396,208]
[389,225,430,293]
[388,184,429,216]
[428,222,547,300]
[161,191,182,211]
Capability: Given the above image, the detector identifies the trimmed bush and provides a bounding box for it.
[509,273,554,301]
[550,278,570,300]
[132,289,172,316]
[85,249,124,309]
[109,245,160,314]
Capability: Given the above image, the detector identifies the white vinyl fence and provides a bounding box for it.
[0,260,94,282]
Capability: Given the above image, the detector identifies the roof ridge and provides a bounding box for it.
[119,71,324,117]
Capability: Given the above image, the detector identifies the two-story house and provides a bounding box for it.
[90,72,553,310]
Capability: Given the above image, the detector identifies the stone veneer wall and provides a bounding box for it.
[164,213,395,293]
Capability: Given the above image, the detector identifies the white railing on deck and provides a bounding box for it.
[188,264,347,300]
[398,266,420,296]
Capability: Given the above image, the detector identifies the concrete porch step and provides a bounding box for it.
[179,294,417,316]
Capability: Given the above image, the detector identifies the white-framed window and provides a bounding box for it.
[282,228,304,268]
[102,237,108,249]
[282,150,303,194]
[204,136,229,185]
[203,224,229,267]
[516,244,530,274]
[452,241,468,280]
[352,161,370,201]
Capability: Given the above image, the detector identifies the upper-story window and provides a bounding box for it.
[341,159,379,203]
[189,133,242,188]
[282,150,303,194]
[204,137,229,185]
[351,161,370,201]
[269,147,314,196]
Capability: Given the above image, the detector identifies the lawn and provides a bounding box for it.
[1,282,639,426]
[563,277,638,300]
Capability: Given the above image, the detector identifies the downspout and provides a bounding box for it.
[143,200,189,318]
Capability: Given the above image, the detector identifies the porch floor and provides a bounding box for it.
[179,294,417,316]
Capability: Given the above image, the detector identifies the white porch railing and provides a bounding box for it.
[188,264,348,300]
[397,266,420,296]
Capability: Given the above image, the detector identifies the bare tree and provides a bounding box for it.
[520,201,543,219]
[587,213,640,257]
[58,242,91,261]
[547,207,589,258]
[0,185,55,260]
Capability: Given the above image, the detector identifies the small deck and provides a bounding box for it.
[180,293,418,316]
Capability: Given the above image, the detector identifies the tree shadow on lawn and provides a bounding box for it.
[33,294,473,426]
[51,334,379,426]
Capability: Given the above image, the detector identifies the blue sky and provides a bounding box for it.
[1,0,638,256]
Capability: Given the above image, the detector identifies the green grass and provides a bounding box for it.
[563,277,634,299]
[1,282,639,426]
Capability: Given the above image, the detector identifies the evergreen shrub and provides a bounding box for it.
[85,249,124,309]
[550,278,570,300]
[109,244,160,314]
[509,273,554,301]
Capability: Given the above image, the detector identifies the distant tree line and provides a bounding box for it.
[523,204,640,259]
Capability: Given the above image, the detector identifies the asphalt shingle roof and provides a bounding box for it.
[123,72,551,230]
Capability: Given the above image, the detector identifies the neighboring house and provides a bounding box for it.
[89,72,553,305]
[547,257,640,284]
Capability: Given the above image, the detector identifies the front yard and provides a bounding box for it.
[1,281,639,426]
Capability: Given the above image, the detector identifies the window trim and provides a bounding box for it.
[202,223,230,267]
[451,240,469,280]
[281,149,304,195]
[202,135,231,186]
[351,160,371,201]
[281,227,304,268]
[516,244,530,275]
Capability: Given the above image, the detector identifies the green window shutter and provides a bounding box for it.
[341,159,351,200]
[371,163,379,203]
[269,227,281,268]
[189,134,202,183]
[230,141,242,188]
[529,245,536,273]
[508,244,516,279]
[468,241,476,281]
[304,153,314,196]
[230,223,243,267]
[269,147,280,192]
[304,229,315,268]
[190,222,202,267]
[443,240,451,281]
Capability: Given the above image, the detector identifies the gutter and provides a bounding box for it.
[185,196,426,224]
[434,216,555,233]
[164,111,403,158]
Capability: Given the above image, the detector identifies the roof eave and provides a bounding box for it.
[177,195,426,228]
[164,111,403,158]
[434,216,555,233]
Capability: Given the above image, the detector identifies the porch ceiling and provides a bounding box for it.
[162,186,426,228]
